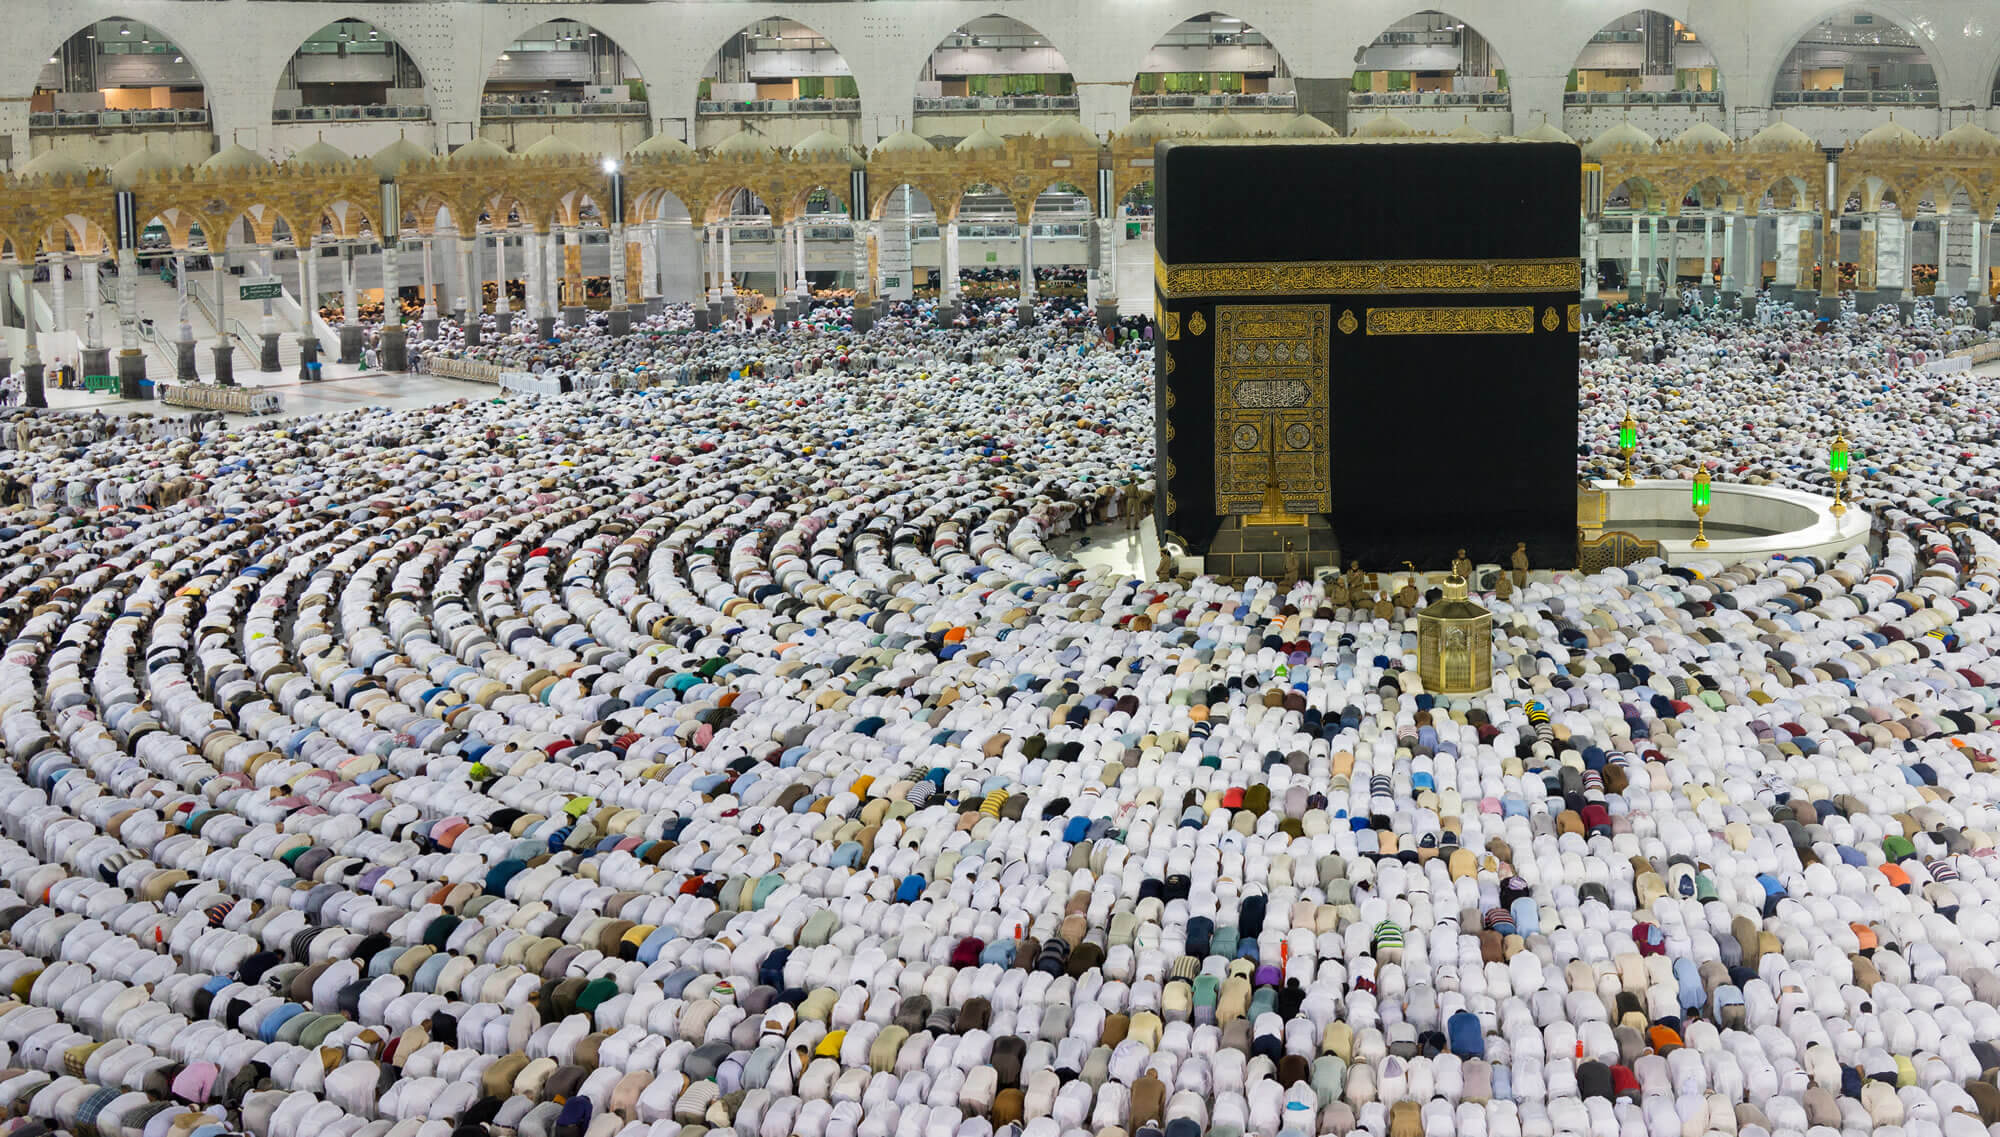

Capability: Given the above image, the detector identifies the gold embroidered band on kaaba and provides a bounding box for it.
[1156,256,1578,299]
[1366,307,1536,335]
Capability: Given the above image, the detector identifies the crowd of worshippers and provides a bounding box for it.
[0,295,1998,1137]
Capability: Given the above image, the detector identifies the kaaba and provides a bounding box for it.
[1154,140,1581,574]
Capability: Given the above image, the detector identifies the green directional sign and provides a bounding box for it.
[239,277,282,301]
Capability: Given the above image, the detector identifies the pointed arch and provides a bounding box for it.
[1565,10,1721,105]
[1353,10,1509,109]
[481,20,650,122]
[917,15,1077,113]
[1770,6,1941,105]
[269,16,434,124]
[1131,12,1296,112]
[698,17,860,118]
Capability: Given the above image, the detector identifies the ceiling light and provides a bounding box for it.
[174,55,183,64]
[119,24,130,35]
[500,53,511,61]
[368,29,377,39]
[47,57,55,64]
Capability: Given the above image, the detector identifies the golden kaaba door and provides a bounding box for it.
[1213,305,1332,517]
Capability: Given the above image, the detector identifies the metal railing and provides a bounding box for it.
[913,95,1079,112]
[698,98,860,115]
[481,100,648,117]
[30,108,209,129]
[1129,93,1296,109]
[1773,89,1939,106]
[274,104,429,122]
[1349,91,1510,107]
[1564,90,1723,105]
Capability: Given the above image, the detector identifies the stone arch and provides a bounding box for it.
[1767,5,1943,105]
[1565,9,1722,103]
[482,20,650,120]
[1354,10,1510,105]
[1130,12,1296,110]
[269,15,436,122]
[698,17,860,113]
[917,15,1077,108]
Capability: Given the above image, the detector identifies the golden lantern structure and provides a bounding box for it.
[1618,410,1638,487]
[1418,575,1493,695]
[1690,467,1712,548]
[1829,433,1850,517]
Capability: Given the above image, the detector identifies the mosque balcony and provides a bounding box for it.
[1562,91,1721,106]
[30,108,208,130]
[275,104,429,122]
[1348,92,1510,108]
[912,96,1078,113]
[698,98,859,115]
[481,99,648,118]
[1128,94,1295,110]
[1773,89,1938,106]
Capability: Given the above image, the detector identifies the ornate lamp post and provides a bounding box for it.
[1829,433,1850,517]
[1618,410,1638,487]
[1691,467,1712,549]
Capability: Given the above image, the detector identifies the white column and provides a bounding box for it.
[176,251,193,342]
[341,244,358,327]
[81,256,103,346]
[1019,222,1036,305]
[721,224,735,299]
[795,219,809,301]
[544,229,561,313]
[457,234,475,323]
[943,220,960,306]
[1581,222,1599,301]
[1866,210,1881,292]
[609,223,628,308]
[703,225,717,303]
[211,253,228,349]
[1629,213,1642,296]
[1975,215,1992,304]
[1722,213,1739,294]
[117,248,139,351]
[1903,216,1919,302]
[1701,211,1715,287]
[382,237,401,328]
[851,220,870,300]
[1670,214,1686,298]
[50,253,68,334]
[421,236,436,322]
[493,230,509,316]
[297,240,314,337]
[641,220,660,304]
[1646,215,1663,297]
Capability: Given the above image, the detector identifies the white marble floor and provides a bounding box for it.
[39,371,496,425]
[1052,518,1163,581]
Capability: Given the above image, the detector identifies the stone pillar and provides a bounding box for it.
[1900,214,1919,320]
[492,230,511,335]
[561,228,586,327]
[421,234,437,336]
[1721,212,1740,308]
[534,230,556,340]
[640,219,661,316]
[1017,220,1036,322]
[17,264,42,407]
[939,219,960,324]
[1936,212,1953,305]
[79,255,109,380]
[1700,211,1715,292]
[116,246,144,398]
[720,224,735,301]
[1972,214,1993,325]
[212,255,235,385]
[338,242,361,363]
[458,234,478,343]
[1627,213,1643,301]
[1818,209,1841,319]
[1096,214,1119,328]
[794,218,809,303]
[379,234,404,370]
[50,252,68,335]
[1644,214,1661,304]
[608,221,629,335]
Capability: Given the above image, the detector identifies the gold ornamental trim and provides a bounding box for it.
[1188,311,1207,336]
[1160,310,1181,340]
[1156,254,1577,299]
[1567,305,1582,332]
[1365,307,1536,336]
